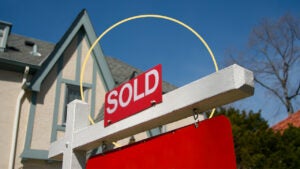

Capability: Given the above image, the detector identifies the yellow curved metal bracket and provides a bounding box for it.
[80,14,219,124]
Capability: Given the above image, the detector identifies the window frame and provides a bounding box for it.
[62,84,89,125]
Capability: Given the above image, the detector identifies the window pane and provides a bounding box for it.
[63,85,86,123]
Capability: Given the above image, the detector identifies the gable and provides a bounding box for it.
[28,9,115,92]
[20,9,117,155]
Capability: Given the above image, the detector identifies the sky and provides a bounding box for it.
[1,0,299,125]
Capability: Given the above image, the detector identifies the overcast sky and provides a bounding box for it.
[1,0,299,125]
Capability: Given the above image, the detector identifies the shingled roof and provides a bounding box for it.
[272,110,300,133]
[0,33,55,73]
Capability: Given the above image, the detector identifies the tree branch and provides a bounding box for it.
[288,81,300,100]
[259,48,283,82]
[254,77,286,105]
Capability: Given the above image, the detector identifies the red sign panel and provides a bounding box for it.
[87,115,237,169]
[104,64,162,127]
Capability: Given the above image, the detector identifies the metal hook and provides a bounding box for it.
[193,108,199,120]
[193,108,200,128]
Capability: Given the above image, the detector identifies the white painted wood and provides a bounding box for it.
[60,100,90,169]
[49,64,254,166]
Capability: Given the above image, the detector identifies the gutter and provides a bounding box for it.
[8,66,29,169]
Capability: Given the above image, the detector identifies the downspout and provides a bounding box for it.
[8,66,29,169]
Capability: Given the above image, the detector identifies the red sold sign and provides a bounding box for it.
[104,64,162,127]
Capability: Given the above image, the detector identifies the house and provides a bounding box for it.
[272,110,300,133]
[0,10,199,169]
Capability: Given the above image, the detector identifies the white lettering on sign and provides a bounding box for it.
[133,79,144,102]
[104,64,162,126]
[119,83,132,108]
[145,69,159,96]
[106,68,160,114]
[106,91,118,114]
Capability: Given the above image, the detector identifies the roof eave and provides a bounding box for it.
[0,57,40,73]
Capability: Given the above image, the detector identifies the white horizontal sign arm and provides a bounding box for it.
[49,64,254,161]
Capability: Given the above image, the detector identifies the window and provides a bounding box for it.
[63,84,87,124]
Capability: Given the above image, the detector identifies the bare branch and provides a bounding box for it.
[229,14,300,115]
[254,77,286,105]
[259,48,283,83]
[288,81,300,100]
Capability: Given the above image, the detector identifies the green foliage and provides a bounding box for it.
[215,107,300,169]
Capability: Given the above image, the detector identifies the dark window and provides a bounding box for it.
[63,84,86,124]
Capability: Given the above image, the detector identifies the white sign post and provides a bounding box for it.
[49,64,254,169]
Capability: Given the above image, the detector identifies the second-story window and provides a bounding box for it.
[63,84,87,124]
